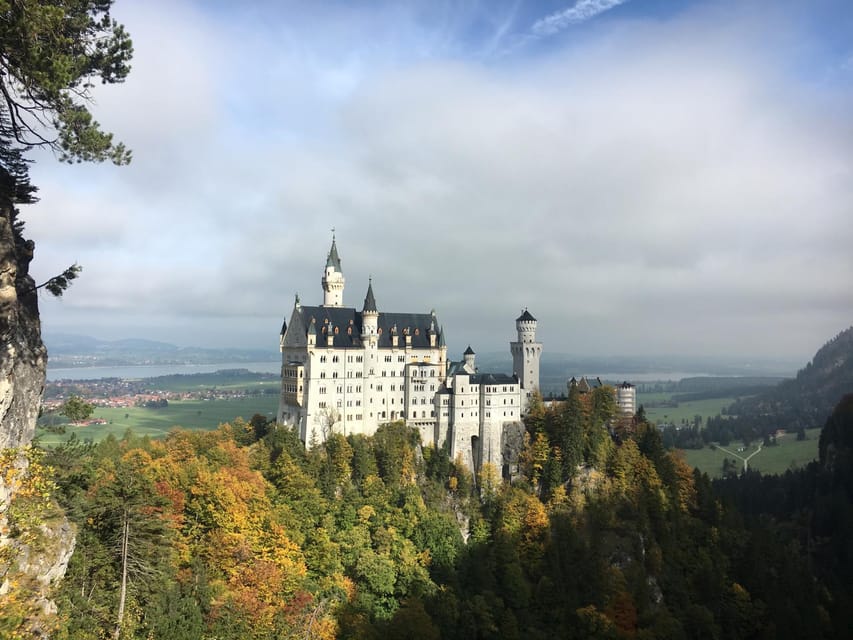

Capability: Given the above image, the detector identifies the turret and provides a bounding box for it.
[361,279,379,339]
[463,345,476,372]
[516,308,537,343]
[322,235,345,307]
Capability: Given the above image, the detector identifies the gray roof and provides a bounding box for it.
[517,308,536,322]
[280,317,287,335]
[464,345,475,355]
[363,280,377,312]
[295,305,438,349]
[326,238,342,271]
[471,372,518,385]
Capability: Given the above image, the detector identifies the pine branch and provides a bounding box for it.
[34,263,82,296]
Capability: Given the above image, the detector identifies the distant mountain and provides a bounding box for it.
[44,333,278,368]
[727,326,853,429]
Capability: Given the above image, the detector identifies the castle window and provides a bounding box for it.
[320,372,325,379]
[332,372,338,378]
[357,356,363,362]
[320,356,327,363]
[319,401,326,408]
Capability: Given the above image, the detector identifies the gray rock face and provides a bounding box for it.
[1,210,46,450]
[1,210,63,638]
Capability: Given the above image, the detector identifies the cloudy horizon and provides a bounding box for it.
[23,0,853,363]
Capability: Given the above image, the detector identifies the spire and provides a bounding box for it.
[438,326,446,347]
[326,235,342,272]
[464,345,475,355]
[516,307,536,322]
[321,233,345,307]
[363,277,377,313]
[280,317,287,335]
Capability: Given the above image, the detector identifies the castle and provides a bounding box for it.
[277,237,542,472]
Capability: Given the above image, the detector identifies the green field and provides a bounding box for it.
[37,396,279,446]
[682,427,821,477]
[140,371,280,393]
[639,393,737,426]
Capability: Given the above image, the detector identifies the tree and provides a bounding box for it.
[60,395,95,423]
[0,0,133,447]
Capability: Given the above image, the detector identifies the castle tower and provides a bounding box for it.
[321,235,345,307]
[361,279,379,342]
[510,308,542,393]
[463,346,476,373]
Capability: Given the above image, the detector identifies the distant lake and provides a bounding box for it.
[47,361,720,384]
[47,361,281,381]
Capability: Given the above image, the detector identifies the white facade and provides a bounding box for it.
[615,382,637,416]
[277,239,542,473]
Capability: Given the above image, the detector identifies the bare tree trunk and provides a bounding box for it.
[114,511,130,640]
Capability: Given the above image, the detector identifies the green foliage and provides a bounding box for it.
[37,393,853,639]
[59,394,94,422]
[0,0,132,163]
[36,263,81,297]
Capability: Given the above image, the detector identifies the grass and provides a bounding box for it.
[140,371,280,393]
[36,396,279,446]
[639,393,737,426]
[681,427,821,478]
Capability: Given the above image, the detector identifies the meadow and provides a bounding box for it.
[37,395,279,446]
[638,392,736,425]
[681,427,821,478]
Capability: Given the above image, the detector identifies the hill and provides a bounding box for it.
[725,326,853,429]
[44,332,278,368]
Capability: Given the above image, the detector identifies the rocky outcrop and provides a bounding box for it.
[1,204,62,637]
[1,206,46,450]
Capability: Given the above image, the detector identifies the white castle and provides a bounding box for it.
[277,237,542,472]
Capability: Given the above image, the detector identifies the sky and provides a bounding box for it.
[23,0,853,362]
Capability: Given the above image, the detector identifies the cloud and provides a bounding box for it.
[26,0,853,362]
[532,0,631,36]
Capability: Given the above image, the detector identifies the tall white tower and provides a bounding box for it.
[510,309,542,393]
[321,235,345,307]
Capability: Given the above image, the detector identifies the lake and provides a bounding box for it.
[47,361,281,381]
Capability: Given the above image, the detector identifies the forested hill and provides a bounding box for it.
[726,326,853,429]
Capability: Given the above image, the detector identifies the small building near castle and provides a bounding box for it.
[277,237,542,472]
[568,376,637,416]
